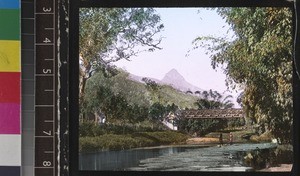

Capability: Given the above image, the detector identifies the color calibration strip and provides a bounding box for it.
[0,0,21,176]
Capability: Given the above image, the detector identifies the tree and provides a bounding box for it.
[193,8,293,143]
[142,77,163,103]
[194,89,234,109]
[148,102,167,122]
[83,70,150,124]
[79,8,164,112]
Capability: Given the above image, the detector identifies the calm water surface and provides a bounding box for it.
[79,143,276,171]
[79,145,208,170]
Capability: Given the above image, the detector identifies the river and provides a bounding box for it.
[79,143,277,171]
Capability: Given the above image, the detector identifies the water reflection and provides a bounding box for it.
[79,145,207,170]
[79,143,277,171]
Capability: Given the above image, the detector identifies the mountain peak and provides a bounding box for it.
[167,68,180,74]
[161,69,203,93]
[163,69,185,82]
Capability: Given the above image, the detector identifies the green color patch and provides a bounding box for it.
[0,9,20,40]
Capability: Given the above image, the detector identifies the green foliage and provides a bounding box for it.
[79,120,168,137]
[194,89,234,109]
[178,118,227,136]
[193,8,293,143]
[83,71,151,124]
[148,103,178,123]
[243,145,293,169]
[80,8,163,67]
[79,8,164,117]
[227,118,245,129]
[83,70,198,124]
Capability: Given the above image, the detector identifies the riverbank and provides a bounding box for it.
[185,131,293,172]
[79,130,189,152]
[259,164,292,172]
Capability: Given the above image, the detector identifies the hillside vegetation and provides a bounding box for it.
[82,69,198,123]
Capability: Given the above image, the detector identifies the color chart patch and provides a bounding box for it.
[0,0,21,174]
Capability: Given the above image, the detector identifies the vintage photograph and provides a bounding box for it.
[78,7,293,171]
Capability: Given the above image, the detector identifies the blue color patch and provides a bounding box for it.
[0,166,20,176]
[0,0,20,9]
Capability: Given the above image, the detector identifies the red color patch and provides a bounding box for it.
[0,72,20,103]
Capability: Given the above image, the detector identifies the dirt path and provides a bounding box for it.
[259,164,292,172]
[186,137,220,144]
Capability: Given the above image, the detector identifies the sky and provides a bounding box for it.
[114,8,241,105]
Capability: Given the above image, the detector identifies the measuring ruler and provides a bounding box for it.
[34,0,58,175]
[22,0,68,175]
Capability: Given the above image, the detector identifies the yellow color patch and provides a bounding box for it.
[0,40,20,72]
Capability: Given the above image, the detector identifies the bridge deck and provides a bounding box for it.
[182,109,244,119]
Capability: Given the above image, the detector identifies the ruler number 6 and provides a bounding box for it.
[43,7,52,12]
[43,130,52,136]
[43,161,52,167]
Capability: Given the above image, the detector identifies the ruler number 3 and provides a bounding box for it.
[43,161,52,167]
[43,7,52,12]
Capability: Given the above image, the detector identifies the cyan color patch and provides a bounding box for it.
[0,0,20,9]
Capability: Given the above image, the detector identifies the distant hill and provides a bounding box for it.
[88,70,198,109]
[129,68,204,93]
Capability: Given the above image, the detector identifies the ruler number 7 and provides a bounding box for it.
[43,130,52,136]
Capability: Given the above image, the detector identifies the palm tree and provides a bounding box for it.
[194,89,234,109]
[221,95,235,109]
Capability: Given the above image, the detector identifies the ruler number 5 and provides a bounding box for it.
[43,69,51,74]
[43,161,52,167]
[43,7,52,12]
[43,130,52,136]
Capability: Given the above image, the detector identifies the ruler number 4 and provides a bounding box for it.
[43,130,52,136]
[43,38,51,43]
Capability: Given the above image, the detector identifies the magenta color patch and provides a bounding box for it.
[0,103,20,134]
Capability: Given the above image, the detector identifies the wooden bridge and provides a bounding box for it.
[181,108,244,119]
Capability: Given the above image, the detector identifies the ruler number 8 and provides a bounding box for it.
[43,7,52,12]
[43,161,52,167]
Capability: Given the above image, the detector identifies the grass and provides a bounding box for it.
[79,131,189,152]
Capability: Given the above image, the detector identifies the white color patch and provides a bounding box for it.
[0,135,21,166]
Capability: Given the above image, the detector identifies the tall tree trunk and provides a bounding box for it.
[79,56,92,121]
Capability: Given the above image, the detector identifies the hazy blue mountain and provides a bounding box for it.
[161,69,204,93]
[129,68,204,93]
